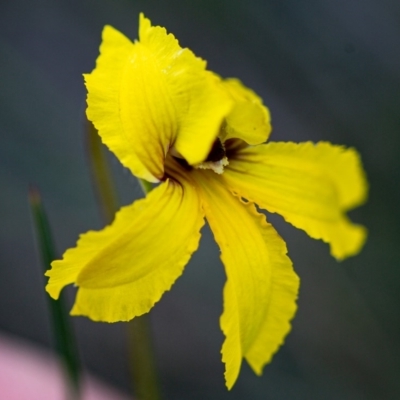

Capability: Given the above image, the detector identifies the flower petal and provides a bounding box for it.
[223,141,368,260]
[220,78,271,145]
[45,177,204,322]
[194,171,299,389]
[84,24,159,182]
[85,15,232,182]
[139,17,233,166]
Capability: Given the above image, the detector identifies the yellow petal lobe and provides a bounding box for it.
[46,177,204,322]
[139,15,233,165]
[194,171,299,389]
[221,78,271,145]
[224,141,368,260]
[85,15,232,182]
[85,25,160,182]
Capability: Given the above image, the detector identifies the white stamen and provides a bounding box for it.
[194,157,229,174]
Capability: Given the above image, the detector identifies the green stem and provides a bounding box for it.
[29,186,81,399]
[139,178,154,196]
[86,120,119,224]
[127,315,161,400]
[85,120,161,400]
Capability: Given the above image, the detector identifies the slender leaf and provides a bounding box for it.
[29,186,81,399]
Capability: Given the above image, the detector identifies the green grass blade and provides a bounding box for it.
[29,186,81,399]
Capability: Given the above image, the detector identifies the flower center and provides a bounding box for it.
[205,138,226,162]
[170,137,229,174]
[194,138,229,174]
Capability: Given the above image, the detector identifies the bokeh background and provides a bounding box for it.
[1,0,400,399]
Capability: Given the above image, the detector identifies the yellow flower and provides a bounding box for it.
[45,14,367,389]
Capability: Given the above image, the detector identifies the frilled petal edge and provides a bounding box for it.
[194,170,299,389]
[45,178,204,322]
[223,141,368,260]
[85,15,232,182]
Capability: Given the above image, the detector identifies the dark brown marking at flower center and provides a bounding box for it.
[173,156,192,170]
[205,138,226,162]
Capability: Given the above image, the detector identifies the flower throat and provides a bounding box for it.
[173,138,228,174]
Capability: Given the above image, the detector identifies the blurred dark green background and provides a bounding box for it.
[1,0,400,399]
